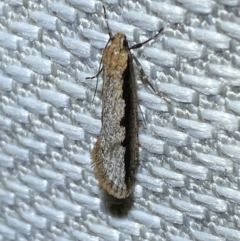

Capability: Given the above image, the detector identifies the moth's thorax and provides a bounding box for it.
[103,32,129,80]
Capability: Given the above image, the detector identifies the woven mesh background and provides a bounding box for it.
[0,0,240,240]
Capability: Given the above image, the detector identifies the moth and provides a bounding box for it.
[89,6,163,199]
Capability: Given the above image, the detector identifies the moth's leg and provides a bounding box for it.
[86,66,103,80]
[86,65,103,103]
[137,104,147,129]
[132,54,171,103]
[130,28,163,50]
[132,54,155,92]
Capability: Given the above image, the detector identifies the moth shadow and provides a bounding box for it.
[102,190,134,217]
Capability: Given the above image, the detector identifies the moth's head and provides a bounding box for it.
[112,32,129,49]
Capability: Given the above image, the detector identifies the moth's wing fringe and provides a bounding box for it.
[102,190,134,217]
[91,137,133,199]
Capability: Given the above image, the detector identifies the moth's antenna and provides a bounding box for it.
[130,27,164,50]
[103,6,113,39]
[86,6,113,104]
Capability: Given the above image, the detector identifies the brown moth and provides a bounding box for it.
[89,6,163,200]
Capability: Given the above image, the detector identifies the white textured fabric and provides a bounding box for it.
[0,0,240,240]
